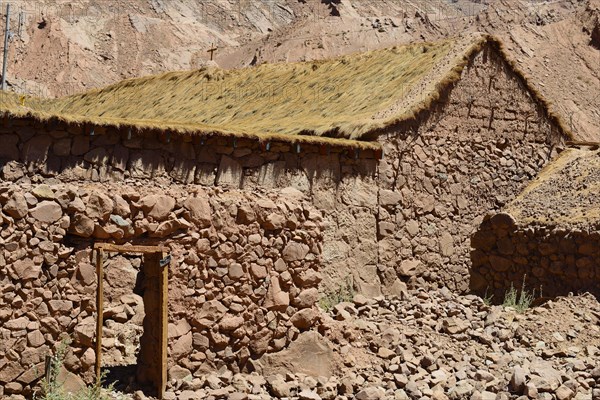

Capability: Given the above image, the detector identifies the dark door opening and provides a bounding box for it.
[94,244,169,399]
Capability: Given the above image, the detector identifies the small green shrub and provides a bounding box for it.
[319,277,355,312]
[502,277,535,313]
[35,338,114,400]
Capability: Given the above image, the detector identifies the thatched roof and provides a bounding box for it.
[0,34,571,149]
[505,147,600,228]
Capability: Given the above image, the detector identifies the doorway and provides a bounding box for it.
[93,243,169,399]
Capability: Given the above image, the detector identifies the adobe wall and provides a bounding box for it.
[471,213,600,300]
[0,182,323,396]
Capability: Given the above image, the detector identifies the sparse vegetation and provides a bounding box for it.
[502,277,535,313]
[319,277,355,312]
[35,338,113,400]
[482,287,494,306]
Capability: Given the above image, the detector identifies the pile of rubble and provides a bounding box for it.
[154,288,599,400]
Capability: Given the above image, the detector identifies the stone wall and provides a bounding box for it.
[470,213,600,300]
[0,182,323,396]
[366,42,564,294]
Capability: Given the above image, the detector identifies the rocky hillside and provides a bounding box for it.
[3,0,600,140]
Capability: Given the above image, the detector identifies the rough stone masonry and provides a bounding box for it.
[0,182,323,395]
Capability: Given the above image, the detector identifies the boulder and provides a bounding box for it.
[290,308,319,329]
[261,331,334,377]
[70,214,95,237]
[283,242,310,262]
[4,193,28,219]
[30,201,62,223]
[86,192,114,221]
[398,259,421,277]
[138,195,176,221]
[12,259,41,280]
[184,194,212,227]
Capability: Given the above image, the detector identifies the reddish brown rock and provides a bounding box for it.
[283,242,310,262]
[30,201,62,223]
[12,259,41,280]
[184,195,212,227]
[86,192,114,221]
[4,193,28,219]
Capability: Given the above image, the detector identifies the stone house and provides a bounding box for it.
[0,33,570,396]
[471,146,600,300]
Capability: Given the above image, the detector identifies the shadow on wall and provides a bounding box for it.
[469,213,600,303]
[0,121,378,191]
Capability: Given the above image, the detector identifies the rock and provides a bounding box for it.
[4,193,28,218]
[228,393,248,400]
[293,288,319,308]
[32,184,55,200]
[168,365,192,381]
[262,332,334,378]
[405,220,419,236]
[377,347,395,359]
[27,330,45,347]
[283,242,310,262]
[70,214,95,237]
[219,315,244,331]
[263,212,285,230]
[555,385,574,400]
[290,308,319,329]
[264,277,290,311]
[379,190,402,206]
[86,192,114,221]
[524,382,538,398]
[194,300,228,323]
[171,332,193,360]
[439,232,454,256]
[12,259,41,280]
[268,377,290,397]
[77,263,96,286]
[228,263,244,280]
[398,259,420,277]
[56,366,85,394]
[355,387,385,400]
[509,366,527,393]
[48,300,73,313]
[299,389,322,400]
[30,201,62,223]
[250,264,268,280]
[138,195,176,221]
[236,204,256,224]
[184,195,212,228]
[295,269,321,286]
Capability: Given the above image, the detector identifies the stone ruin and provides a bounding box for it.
[471,147,600,300]
[0,37,574,397]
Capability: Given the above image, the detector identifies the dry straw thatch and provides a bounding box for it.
[0,34,572,148]
[506,147,600,227]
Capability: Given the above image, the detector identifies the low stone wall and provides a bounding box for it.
[0,182,323,396]
[470,213,600,300]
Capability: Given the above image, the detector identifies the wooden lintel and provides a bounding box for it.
[93,243,165,254]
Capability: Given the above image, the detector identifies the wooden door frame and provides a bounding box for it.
[93,243,169,399]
